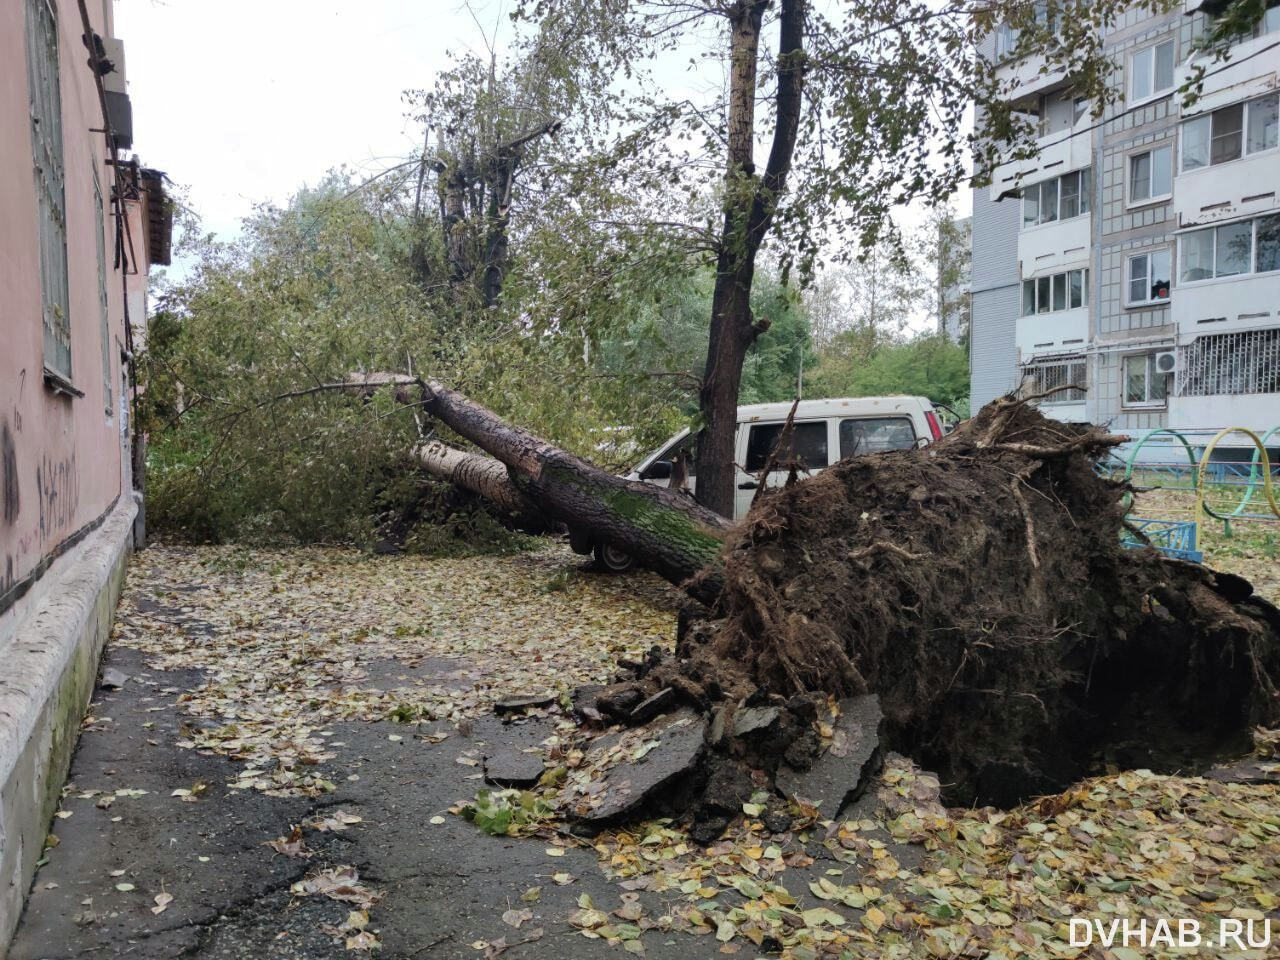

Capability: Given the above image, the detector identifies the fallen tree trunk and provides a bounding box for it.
[357,375,1280,814]
[416,440,534,517]
[386,377,731,602]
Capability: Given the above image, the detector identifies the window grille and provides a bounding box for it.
[1022,357,1087,402]
[27,0,71,380]
[1178,328,1280,397]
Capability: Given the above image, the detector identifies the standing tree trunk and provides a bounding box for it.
[696,0,806,516]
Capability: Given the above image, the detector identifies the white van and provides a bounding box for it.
[580,396,945,571]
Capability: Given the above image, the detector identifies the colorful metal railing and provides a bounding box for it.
[1121,518,1203,562]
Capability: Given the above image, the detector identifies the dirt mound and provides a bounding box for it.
[589,395,1280,810]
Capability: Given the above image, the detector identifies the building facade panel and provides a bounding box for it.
[972,3,1280,446]
[0,0,167,942]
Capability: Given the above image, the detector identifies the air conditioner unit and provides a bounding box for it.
[1154,350,1178,375]
[102,37,126,95]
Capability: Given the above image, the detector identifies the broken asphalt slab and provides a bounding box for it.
[776,694,883,821]
[566,709,706,827]
[483,747,546,788]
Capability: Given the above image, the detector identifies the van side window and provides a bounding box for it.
[745,421,829,472]
[839,417,917,457]
[657,434,696,476]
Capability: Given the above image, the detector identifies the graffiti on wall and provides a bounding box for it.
[36,451,79,542]
[2,417,16,526]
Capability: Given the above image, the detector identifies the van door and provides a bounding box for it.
[734,419,830,519]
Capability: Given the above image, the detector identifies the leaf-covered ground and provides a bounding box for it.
[12,543,1279,959]
[1132,488,1280,606]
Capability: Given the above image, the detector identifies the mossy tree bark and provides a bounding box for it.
[408,378,730,602]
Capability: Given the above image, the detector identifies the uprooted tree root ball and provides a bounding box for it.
[585,395,1280,817]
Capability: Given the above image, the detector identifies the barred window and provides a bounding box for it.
[1178,329,1280,397]
[27,0,71,381]
[1022,357,1087,403]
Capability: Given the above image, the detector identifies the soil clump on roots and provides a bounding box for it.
[580,395,1280,825]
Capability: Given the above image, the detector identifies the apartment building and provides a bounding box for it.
[971,1,1280,448]
[0,0,168,943]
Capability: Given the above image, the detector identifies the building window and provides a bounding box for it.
[1178,328,1280,396]
[1130,39,1176,103]
[995,22,1019,58]
[1021,269,1088,315]
[1022,169,1091,227]
[1128,145,1172,204]
[27,0,71,382]
[1182,94,1279,170]
[1125,250,1172,305]
[1179,214,1280,282]
[1022,357,1087,402]
[1123,354,1170,406]
[1220,0,1280,38]
[1263,0,1280,35]
[94,172,113,416]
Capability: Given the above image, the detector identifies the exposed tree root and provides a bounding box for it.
[581,395,1280,814]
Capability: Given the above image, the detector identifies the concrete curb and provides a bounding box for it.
[0,497,137,951]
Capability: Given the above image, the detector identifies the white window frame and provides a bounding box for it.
[1126,144,1173,207]
[27,0,73,387]
[995,22,1019,59]
[1020,268,1088,316]
[1128,39,1176,105]
[1124,249,1172,307]
[1178,215,1280,284]
[1121,353,1170,409]
[1180,93,1280,172]
[1021,168,1092,229]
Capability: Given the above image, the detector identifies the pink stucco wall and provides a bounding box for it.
[1,0,139,612]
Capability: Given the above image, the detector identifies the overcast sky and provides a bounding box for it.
[115,0,510,241]
[115,0,969,310]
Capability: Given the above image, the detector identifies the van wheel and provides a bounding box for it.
[593,541,636,573]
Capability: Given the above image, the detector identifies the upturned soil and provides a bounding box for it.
[600,396,1280,808]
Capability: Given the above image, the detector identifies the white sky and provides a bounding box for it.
[115,0,969,327]
[115,0,506,241]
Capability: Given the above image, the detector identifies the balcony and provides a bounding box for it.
[1172,271,1280,336]
[1174,151,1280,229]
[1017,307,1088,359]
[1019,214,1091,278]
[990,115,1093,202]
[996,52,1070,105]
[1170,393,1280,433]
[1175,32,1280,112]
